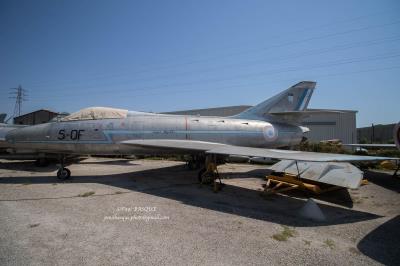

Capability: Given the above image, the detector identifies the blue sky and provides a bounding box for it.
[0,0,399,127]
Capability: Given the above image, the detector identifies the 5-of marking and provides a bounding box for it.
[58,129,85,140]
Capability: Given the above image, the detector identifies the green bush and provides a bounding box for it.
[296,141,350,154]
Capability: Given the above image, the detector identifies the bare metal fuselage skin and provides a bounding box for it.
[5,112,304,155]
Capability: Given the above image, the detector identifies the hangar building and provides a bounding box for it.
[301,109,357,144]
[13,109,59,125]
[166,106,357,144]
[357,123,397,144]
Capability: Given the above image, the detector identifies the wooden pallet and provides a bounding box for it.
[263,173,343,195]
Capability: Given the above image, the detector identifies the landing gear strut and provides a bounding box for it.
[198,154,222,192]
[393,161,400,178]
[57,155,71,180]
[187,155,202,170]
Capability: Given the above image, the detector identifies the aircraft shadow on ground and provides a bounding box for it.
[0,160,57,172]
[0,161,381,227]
[224,168,354,208]
[364,170,400,193]
[0,158,140,172]
[357,215,400,266]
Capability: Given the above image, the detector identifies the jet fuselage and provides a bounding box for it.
[5,112,304,155]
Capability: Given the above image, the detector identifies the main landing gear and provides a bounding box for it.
[57,155,71,180]
[393,162,400,178]
[187,155,202,170]
[198,154,223,192]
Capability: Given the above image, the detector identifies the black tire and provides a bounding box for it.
[57,168,71,180]
[197,168,206,183]
[201,172,214,184]
[193,161,201,170]
[188,161,195,170]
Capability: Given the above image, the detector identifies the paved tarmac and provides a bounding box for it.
[0,158,399,265]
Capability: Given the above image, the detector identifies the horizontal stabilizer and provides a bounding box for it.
[343,143,397,148]
[268,110,345,124]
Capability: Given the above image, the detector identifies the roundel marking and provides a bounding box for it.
[263,125,278,142]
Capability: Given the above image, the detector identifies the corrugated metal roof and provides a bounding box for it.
[14,109,58,119]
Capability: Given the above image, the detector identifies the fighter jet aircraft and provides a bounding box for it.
[3,81,397,188]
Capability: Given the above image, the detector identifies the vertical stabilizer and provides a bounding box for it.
[232,81,316,119]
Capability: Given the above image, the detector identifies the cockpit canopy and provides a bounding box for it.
[61,107,128,121]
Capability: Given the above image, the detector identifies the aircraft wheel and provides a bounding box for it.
[201,173,213,184]
[188,160,200,170]
[57,168,71,180]
[198,168,206,183]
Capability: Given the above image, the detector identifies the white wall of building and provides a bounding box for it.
[302,109,357,144]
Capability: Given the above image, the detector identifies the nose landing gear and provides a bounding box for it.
[57,167,71,180]
[57,155,71,180]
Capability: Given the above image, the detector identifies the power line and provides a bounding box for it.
[25,51,400,99]
[25,63,400,103]
[29,34,400,94]
[20,34,400,100]
[23,18,400,89]
[9,85,28,117]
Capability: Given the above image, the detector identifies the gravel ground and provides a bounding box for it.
[0,158,399,266]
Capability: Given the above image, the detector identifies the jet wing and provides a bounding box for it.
[121,139,225,153]
[121,139,397,162]
[343,143,397,148]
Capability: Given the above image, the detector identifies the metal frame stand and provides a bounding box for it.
[199,154,222,192]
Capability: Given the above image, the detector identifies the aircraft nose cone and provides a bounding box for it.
[0,127,17,148]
